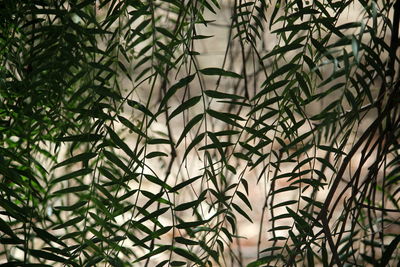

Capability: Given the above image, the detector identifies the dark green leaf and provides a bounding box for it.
[51,168,93,184]
[118,115,147,138]
[169,95,201,120]
[54,200,87,211]
[145,151,168,158]
[232,203,253,223]
[286,207,310,233]
[53,185,90,195]
[200,68,242,79]
[381,235,400,266]
[54,152,97,169]
[296,72,311,98]
[128,100,156,120]
[204,90,245,99]
[103,150,132,175]
[30,249,67,263]
[138,207,169,223]
[144,174,172,190]
[170,175,203,193]
[172,247,202,264]
[159,74,196,111]
[133,245,171,263]
[53,216,84,230]
[0,218,16,238]
[175,236,199,245]
[56,134,103,142]
[147,138,174,145]
[236,191,252,210]
[176,114,203,146]
[33,227,67,247]
[207,109,242,128]
[140,226,172,243]
[182,132,206,160]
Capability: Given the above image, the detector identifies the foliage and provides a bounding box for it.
[1,0,400,266]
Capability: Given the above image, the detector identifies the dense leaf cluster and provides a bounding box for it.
[0,0,399,266]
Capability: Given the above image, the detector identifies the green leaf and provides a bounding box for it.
[103,150,132,175]
[220,227,233,242]
[51,168,93,184]
[261,63,300,87]
[182,132,206,160]
[117,115,147,138]
[145,151,168,158]
[199,68,242,79]
[0,218,17,238]
[248,96,282,116]
[253,78,287,100]
[207,109,242,128]
[156,26,177,40]
[144,174,172,190]
[94,183,114,203]
[138,207,169,224]
[140,226,172,243]
[56,134,103,142]
[33,227,67,247]
[199,141,233,151]
[262,41,304,60]
[91,197,114,221]
[286,207,310,233]
[247,254,281,266]
[107,126,140,162]
[170,175,203,193]
[272,200,297,209]
[172,247,202,264]
[241,179,249,195]
[381,235,400,266]
[175,198,198,211]
[159,74,196,111]
[176,114,203,146]
[193,34,214,39]
[176,219,209,229]
[296,72,311,98]
[53,216,84,230]
[317,145,346,155]
[272,21,309,34]
[92,85,121,100]
[282,131,313,152]
[232,203,253,223]
[236,191,252,210]
[170,261,186,266]
[316,157,337,173]
[53,185,90,195]
[316,39,337,62]
[54,200,87,211]
[147,138,174,145]
[155,260,169,267]
[30,249,67,263]
[128,100,156,120]
[175,236,199,245]
[169,95,201,120]
[54,152,97,169]
[175,194,205,211]
[204,90,245,99]
[133,245,171,263]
